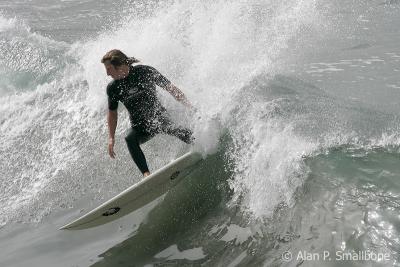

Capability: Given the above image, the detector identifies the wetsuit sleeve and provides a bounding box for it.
[147,66,171,88]
[106,83,119,110]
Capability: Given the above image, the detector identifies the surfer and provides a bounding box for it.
[102,49,194,177]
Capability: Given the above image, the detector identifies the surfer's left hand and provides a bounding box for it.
[108,138,116,159]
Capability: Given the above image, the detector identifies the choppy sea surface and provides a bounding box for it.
[1,0,400,266]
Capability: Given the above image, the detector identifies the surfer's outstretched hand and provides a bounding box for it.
[108,138,116,159]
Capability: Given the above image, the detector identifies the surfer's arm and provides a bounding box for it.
[107,109,118,139]
[164,84,193,109]
[149,66,193,109]
[107,109,118,158]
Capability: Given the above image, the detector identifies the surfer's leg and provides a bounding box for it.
[167,126,194,144]
[158,116,194,144]
[125,128,153,174]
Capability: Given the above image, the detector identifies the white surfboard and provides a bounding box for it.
[60,151,202,230]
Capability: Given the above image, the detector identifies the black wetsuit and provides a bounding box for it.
[107,64,193,174]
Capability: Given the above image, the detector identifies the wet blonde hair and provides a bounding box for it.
[101,49,140,67]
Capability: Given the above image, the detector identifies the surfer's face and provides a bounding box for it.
[104,62,128,80]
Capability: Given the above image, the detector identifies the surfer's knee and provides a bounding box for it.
[182,128,194,144]
[187,134,195,144]
[125,129,139,144]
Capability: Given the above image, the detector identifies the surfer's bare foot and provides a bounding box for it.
[143,172,150,177]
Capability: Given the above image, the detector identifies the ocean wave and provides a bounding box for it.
[0,15,68,95]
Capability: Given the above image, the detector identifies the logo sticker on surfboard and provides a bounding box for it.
[170,171,180,180]
[102,207,121,216]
